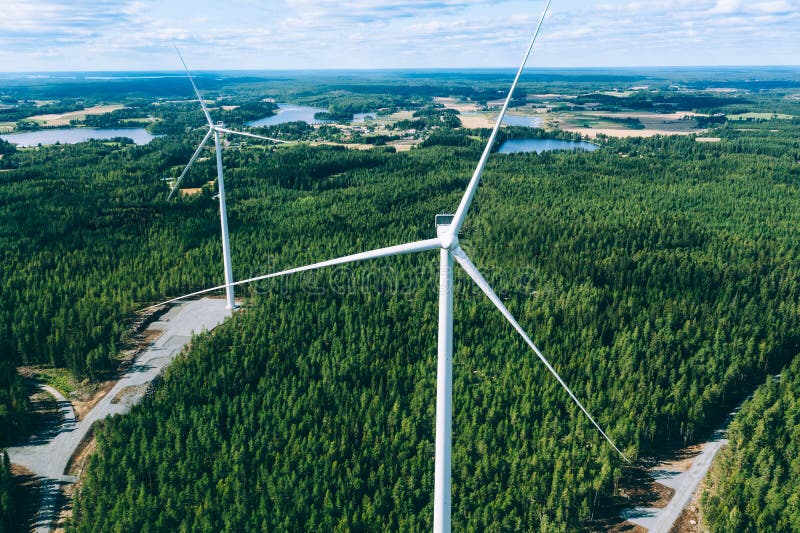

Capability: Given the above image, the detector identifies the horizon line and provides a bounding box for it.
[1,64,800,76]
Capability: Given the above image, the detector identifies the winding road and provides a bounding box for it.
[7,298,231,532]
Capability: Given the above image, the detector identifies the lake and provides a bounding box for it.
[461,113,543,127]
[0,128,156,148]
[247,104,328,127]
[502,115,543,127]
[497,138,599,154]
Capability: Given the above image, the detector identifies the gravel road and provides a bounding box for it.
[7,298,231,532]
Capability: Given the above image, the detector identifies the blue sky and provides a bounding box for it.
[0,0,798,71]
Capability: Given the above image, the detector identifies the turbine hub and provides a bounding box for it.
[435,213,458,250]
[440,232,458,250]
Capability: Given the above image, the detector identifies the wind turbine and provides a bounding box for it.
[157,2,629,530]
[168,44,291,310]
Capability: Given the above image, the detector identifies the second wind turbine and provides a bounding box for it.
[168,45,290,309]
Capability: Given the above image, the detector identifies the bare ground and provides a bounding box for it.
[65,428,96,478]
[110,383,148,404]
[72,380,115,421]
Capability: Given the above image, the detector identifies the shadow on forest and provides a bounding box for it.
[10,469,42,533]
[6,383,72,448]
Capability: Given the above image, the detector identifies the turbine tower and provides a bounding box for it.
[169,45,290,309]
[158,2,629,530]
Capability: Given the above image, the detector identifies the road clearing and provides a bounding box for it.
[7,298,231,533]
[620,398,750,532]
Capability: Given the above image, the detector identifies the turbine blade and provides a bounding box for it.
[452,246,630,463]
[153,238,442,307]
[216,127,291,144]
[168,128,214,200]
[173,43,214,127]
[450,0,551,234]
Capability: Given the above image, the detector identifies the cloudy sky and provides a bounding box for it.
[0,0,798,71]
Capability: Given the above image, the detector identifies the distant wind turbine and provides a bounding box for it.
[168,44,291,309]
[157,2,628,531]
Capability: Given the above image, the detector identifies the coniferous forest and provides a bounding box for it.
[702,356,800,531]
[0,70,798,531]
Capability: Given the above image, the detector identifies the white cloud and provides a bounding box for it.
[0,0,798,70]
[708,0,741,14]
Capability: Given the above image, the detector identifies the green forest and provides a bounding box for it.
[0,70,799,530]
[702,355,800,531]
[0,452,13,533]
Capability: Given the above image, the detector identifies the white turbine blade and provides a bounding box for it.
[452,246,630,463]
[174,43,214,127]
[450,0,551,234]
[167,128,213,200]
[153,238,442,307]
[216,127,292,144]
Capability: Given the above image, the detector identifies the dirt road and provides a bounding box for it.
[7,298,231,532]
[621,399,751,532]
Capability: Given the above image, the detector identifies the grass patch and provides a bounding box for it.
[19,365,78,396]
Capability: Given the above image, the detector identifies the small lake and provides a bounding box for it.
[247,104,328,127]
[0,128,155,148]
[498,138,599,154]
[461,113,543,127]
[502,115,543,127]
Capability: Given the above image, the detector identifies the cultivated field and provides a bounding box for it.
[555,110,708,138]
[24,104,124,126]
[458,113,495,128]
[433,96,480,113]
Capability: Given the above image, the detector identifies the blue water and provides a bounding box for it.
[502,115,543,127]
[0,128,156,147]
[497,138,599,154]
[247,103,328,127]
[460,113,543,127]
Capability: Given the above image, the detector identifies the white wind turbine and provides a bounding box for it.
[168,44,291,309]
[157,2,629,530]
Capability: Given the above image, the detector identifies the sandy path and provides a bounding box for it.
[7,298,231,532]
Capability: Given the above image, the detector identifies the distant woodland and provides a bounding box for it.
[0,71,798,530]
